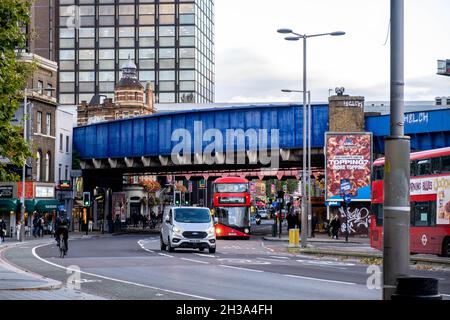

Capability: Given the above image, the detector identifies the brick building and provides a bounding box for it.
[77,58,155,127]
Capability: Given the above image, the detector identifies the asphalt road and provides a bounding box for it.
[4,230,450,300]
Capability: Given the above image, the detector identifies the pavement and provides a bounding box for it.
[0,233,106,299]
[263,233,450,266]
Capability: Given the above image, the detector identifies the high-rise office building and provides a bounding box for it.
[57,0,215,105]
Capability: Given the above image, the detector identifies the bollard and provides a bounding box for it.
[272,222,278,237]
[391,277,442,300]
[289,228,299,247]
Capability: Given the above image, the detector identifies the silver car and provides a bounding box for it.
[160,206,216,254]
[258,210,268,219]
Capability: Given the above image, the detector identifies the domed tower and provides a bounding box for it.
[114,56,155,117]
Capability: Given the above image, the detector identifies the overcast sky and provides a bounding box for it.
[214,0,450,103]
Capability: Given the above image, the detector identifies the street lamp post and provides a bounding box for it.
[19,87,55,242]
[278,28,345,248]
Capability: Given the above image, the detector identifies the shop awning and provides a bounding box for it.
[34,199,60,213]
[25,200,35,213]
[0,199,18,213]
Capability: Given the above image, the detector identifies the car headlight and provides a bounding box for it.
[172,226,183,235]
[207,226,216,237]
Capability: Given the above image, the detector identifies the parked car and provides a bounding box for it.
[258,210,269,219]
[160,206,216,254]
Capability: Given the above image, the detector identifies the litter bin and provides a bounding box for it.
[391,277,442,300]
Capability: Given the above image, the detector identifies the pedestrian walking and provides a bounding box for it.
[32,214,39,237]
[311,215,318,238]
[330,214,341,240]
[38,216,44,237]
[0,218,6,243]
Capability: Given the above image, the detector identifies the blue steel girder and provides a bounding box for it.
[73,104,329,161]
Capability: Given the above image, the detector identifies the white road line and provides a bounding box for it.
[219,265,264,273]
[442,294,450,297]
[31,243,212,300]
[283,274,356,285]
[137,240,155,253]
[180,258,209,264]
[194,254,216,258]
[260,241,275,252]
[270,256,290,260]
[158,253,174,258]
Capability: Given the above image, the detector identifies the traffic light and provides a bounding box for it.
[83,192,91,207]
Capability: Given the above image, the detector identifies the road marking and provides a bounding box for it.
[158,253,174,258]
[261,241,275,252]
[194,254,216,258]
[219,265,264,273]
[31,243,212,300]
[270,256,290,260]
[181,258,209,264]
[283,274,356,285]
[137,240,155,253]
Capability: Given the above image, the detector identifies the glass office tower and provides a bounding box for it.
[57,0,214,105]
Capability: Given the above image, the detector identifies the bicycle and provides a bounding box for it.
[57,236,67,258]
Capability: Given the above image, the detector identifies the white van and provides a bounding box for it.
[160,206,216,253]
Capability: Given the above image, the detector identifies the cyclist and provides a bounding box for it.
[55,213,70,254]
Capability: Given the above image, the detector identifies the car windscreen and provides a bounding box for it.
[174,208,211,223]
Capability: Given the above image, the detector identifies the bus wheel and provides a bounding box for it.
[442,238,450,257]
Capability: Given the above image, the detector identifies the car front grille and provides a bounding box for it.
[183,231,207,239]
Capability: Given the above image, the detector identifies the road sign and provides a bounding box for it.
[344,193,352,204]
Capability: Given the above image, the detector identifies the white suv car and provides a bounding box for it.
[160,206,216,254]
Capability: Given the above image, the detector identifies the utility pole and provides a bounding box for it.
[383,0,411,300]
[19,89,28,242]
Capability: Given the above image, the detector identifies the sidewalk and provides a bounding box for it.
[263,233,370,244]
[0,237,104,299]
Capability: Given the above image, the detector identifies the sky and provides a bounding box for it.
[214,0,450,103]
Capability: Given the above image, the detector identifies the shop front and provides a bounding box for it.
[0,199,18,237]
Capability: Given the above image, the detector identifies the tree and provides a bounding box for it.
[0,0,33,181]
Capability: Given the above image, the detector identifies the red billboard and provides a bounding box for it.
[325,133,372,202]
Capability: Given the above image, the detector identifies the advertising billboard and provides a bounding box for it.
[325,133,372,202]
[112,192,127,223]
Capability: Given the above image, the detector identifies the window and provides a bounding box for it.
[46,113,51,135]
[410,160,418,177]
[45,152,50,182]
[60,134,63,151]
[417,159,432,176]
[372,165,384,180]
[58,164,62,181]
[411,201,436,227]
[47,84,53,97]
[37,81,43,95]
[371,203,383,226]
[36,112,42,134]
[442,156,450,173]
[36,151,41,181]
[66,136,69,153]
[65,165,69,180]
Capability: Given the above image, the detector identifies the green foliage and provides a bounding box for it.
[0,0,33,181]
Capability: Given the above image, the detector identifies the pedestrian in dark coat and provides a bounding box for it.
[330,214,341,239]
[0,219,6,242]
[311,215,318,238]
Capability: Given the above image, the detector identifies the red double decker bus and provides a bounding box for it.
[370,147,450,257]
[212,177,251,239]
